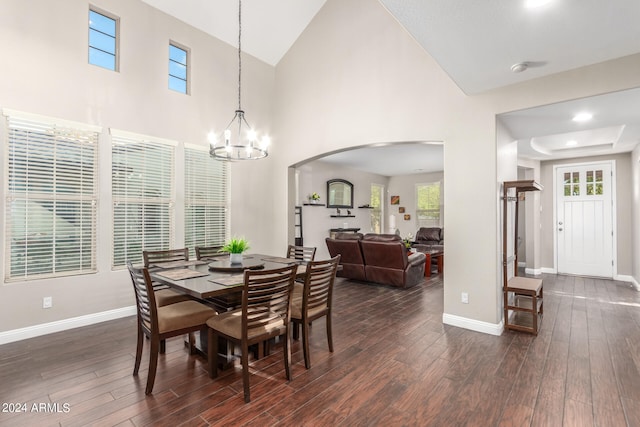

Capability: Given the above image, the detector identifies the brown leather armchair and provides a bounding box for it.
[414,227,444,247]
[325,232,366,281]
[360,234,426,288]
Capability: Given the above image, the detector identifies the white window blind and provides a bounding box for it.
[111,130,175,267]
[184,145,228,257]
[416,181,441,228]
[4,110,99,281]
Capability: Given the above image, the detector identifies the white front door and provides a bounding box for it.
[556,162,614,277]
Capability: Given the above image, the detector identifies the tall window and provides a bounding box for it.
[184,145,228,257]
[4,110,99,281]
[89,8,118,71]
[112,131,175,267]
[169,42,189,94]
[416,181,441,228]
[370,183,384,233]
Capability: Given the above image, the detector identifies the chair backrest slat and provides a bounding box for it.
[287,245,316,262]
[195,246,224,261]
[127,262,157,331]
[302,255,341,315]
[242,265,297,336]
[143,248,189,267]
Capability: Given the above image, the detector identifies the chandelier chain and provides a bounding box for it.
[237,0,242,111]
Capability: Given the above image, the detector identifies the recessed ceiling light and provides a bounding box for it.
[525,0,552,8]
[572,112,593,122]
[566,140,578,147]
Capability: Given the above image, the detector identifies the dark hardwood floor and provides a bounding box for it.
[1,272,640,426]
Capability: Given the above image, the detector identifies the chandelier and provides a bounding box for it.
[209,0,269,160]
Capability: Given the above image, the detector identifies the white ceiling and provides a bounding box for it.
[316,143,444,177]
[140,0,327,66]
[142,0,640,175]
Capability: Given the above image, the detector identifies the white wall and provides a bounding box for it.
[0,0,275,335]
[633,145,640,286]
[517,158,542,274]
[273,0,640,334]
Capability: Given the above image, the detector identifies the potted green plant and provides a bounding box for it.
[220,237,250,264]
[403,233,413,252]
[308,192,321,204]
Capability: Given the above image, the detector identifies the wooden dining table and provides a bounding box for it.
[149,254,308,367]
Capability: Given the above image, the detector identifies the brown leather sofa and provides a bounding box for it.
[326,233,426,288]
[325,232,366,281]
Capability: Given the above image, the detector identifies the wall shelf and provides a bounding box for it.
[302,203,325,206]
[358,205,373,209]
[330,215,355,218]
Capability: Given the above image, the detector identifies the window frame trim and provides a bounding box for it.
[169,40,190,95]
[3,109,100,282]
[88,5,120,72]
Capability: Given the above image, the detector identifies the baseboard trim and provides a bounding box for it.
[616,274,640,291]
[524,267,543,276]
[541,267,557,274]
[442,313,503,336]
[0,306,136,345]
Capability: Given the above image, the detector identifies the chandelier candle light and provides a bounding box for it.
[209,0,270,160]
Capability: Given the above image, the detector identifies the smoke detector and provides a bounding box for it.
[510,62,529,73]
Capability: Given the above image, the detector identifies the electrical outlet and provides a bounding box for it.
[461,292,469,304]
[43,296,52,309]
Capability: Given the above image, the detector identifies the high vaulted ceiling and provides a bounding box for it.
[142,0,640,174]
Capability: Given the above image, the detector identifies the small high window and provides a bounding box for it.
[89,8,119,71]
[169,43,189,94]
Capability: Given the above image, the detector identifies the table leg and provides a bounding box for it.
[424,253,432,277]
[437,255,443,273]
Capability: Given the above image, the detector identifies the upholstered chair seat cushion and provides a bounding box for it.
[154,288,190,307]
[156,301,218,334]
[206,308,285,340]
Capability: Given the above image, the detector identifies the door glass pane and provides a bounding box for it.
[564,172,579,196]
[595,170,603,195]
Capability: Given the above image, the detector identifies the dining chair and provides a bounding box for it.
[291,255,341,369]
[286,245,316,262]
[127,262,217,395]
[142,248,191,307]
[195,245,224,261]
[206,264,297,403]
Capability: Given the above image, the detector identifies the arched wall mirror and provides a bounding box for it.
[327,179,353,208]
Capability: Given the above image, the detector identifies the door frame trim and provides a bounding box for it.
[552,160,617,278]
